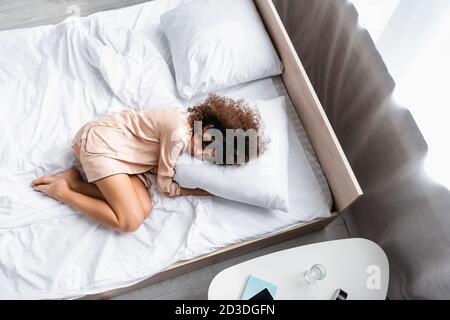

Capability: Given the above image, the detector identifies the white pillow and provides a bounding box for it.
[84,24,181,109]
[160,0,283,99]
[174,97,289,211]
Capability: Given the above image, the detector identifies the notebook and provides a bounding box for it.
[241,275,277,300]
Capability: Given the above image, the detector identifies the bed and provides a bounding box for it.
[0,0,362,299]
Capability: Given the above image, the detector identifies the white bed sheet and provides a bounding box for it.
[0,0,331,299]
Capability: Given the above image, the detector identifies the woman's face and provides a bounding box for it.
[189,126,216,161]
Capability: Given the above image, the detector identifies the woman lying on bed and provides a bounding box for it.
[32,95,263,233]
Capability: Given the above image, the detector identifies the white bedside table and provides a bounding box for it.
[208,238,389,300]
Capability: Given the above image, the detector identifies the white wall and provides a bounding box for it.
[350,0,450,189]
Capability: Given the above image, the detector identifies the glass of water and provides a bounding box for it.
[305,264,326,283]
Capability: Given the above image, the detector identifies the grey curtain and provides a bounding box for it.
[273,0,450,299]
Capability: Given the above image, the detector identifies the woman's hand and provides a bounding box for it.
[179,188,211,196]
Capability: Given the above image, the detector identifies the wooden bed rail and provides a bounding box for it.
[254,0,363,212]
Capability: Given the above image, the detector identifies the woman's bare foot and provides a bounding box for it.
[32,168,82,191]
[33,179,71,201]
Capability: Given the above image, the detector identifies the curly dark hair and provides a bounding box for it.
[187,95,266,165]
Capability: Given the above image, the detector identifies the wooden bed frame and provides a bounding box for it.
[84,0,363,299]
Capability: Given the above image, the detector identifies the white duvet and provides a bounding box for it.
[0,0,331,299]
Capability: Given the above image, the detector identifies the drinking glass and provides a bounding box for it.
[305,264,326,283]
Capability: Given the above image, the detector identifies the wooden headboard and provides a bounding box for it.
[254,0,363,212]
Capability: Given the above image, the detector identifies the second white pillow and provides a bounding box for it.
[160,0,283,99]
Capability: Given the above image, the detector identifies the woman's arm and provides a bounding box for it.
[179,187,211,196]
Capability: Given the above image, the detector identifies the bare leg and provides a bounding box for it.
[72,179,105,200]
[73,175,152,218]
[128,175,153,219]
[32,168,104,199]
[32,169,152,218]
[32,173,153,232]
